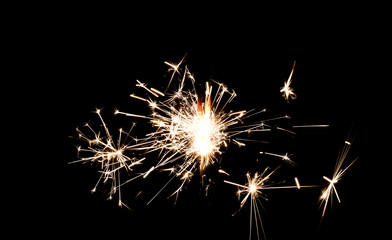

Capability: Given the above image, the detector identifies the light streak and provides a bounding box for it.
[260,151,295,165]
[218,169,230,176]
[280,60,297,102]
[164,54,186,91]
[319,135,358,219]
[295,177,301,189]
[143,166,155,178]
[293,124,330,128]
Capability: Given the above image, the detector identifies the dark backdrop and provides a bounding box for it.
[25,8,376,240]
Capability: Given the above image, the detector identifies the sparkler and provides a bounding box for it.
[319,135,358,219]
[70,56,358,239]
[115,58,289,201]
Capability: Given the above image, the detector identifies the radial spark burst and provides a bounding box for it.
[71,109,144,207]
[115,59,285,201]
[224,166,320,240]
[319,136,358,219]
[224,167,280,240]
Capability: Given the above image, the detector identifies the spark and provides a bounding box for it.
[280,60,296,102]
[143,166,155,178]
[70,110,144,208]
[224,167,279,240]
[218,169,230,176]
[260,151,295,165]
[224,167,301,240]
[293,124,330,128]
[295,177,301,189]
[164,54,186,91]
[225,167,320,239]
[319,135,358,219]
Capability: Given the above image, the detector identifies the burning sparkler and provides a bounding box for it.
[319,135,358,219]
[115,57,288,201]
[72,56,296,206]
[70,55,358,239]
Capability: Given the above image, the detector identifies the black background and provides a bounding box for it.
[17,5,381,240]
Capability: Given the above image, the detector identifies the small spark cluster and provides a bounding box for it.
[280,60,297,102]
[70,57,358,239]
[71,110,144,208]
[319,138,359,218]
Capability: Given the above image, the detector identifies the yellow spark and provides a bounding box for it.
[218,169,230,176]
[130,93,149,102]
[233,139,246,147]
[71,110,144,208]
[150,87,165,96]
[323,176,338,184]
[149,101,158,109]
[164,54,186,91]
[181,171,192,180]
[164,60,182,73]
[295,177,301,189]
[224,167,280,240]
[143,166,155,178]
[261,151,295,165]
[136,80,159,97]
[319,135,358,219]
[280,60,296,102]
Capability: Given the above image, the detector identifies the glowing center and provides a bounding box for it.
[193,115,214,156]
[249,183,257,194]
[107,149,123,160]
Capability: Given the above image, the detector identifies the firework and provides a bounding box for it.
[319,135,358,219]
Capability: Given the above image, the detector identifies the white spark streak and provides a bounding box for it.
[319,134,358,219]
